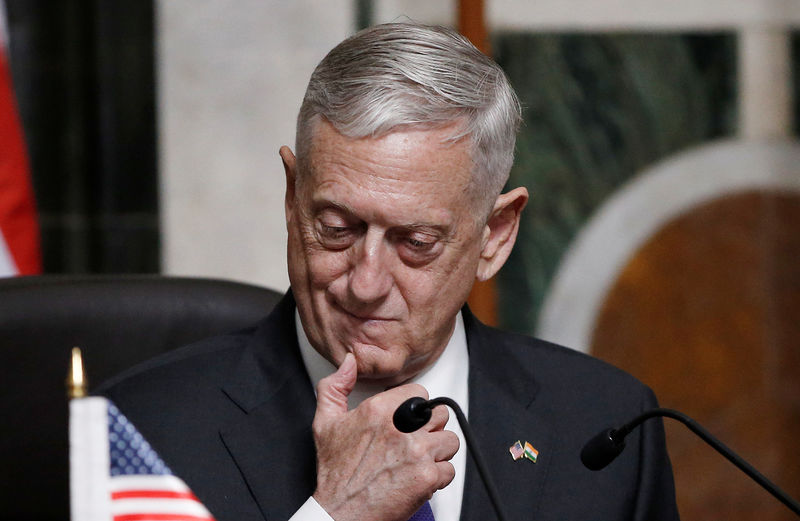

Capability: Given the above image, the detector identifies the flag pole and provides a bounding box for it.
[67,347,87,399]
[68,347,111,521]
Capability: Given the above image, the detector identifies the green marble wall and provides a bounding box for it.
[492,33,738,335]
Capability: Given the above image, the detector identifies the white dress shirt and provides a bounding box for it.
[290,310,470,521]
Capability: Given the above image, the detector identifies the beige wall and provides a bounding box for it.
[158,1,353,290]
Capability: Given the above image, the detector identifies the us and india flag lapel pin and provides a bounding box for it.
[509,440,539,463]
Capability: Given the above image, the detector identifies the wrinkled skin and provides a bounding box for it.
[280,119,527,521]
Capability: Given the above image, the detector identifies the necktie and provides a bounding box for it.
[408,501,435,521]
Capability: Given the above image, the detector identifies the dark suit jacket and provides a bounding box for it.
[99,291,678,521]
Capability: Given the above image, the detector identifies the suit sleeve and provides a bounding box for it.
[631,388,681,521]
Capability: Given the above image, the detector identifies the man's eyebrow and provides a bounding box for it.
[311,199,453,236]
[311,199,357,216]
[396,222,455,243]
[401,222,449,234]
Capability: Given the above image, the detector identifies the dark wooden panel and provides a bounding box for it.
[592,190,800,521]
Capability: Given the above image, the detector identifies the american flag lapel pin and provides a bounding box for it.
[509,440,524,461]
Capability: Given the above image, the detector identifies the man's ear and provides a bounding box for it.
[476,187,529,281]
[280,146,297,227]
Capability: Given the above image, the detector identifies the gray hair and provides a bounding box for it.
[295,22,521,209]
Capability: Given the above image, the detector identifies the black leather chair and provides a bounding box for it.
[0,275,283,521]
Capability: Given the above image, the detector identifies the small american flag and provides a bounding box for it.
[509,440,524,461]
[70,397,216,521]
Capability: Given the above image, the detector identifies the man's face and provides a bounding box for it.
[283,119,488,386]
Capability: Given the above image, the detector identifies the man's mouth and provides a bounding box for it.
[332,300,395,322]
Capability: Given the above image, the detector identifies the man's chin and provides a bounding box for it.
[347,344,410,383]
[355,371,413,388]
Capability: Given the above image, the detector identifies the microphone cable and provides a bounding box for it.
[394,396,509,521]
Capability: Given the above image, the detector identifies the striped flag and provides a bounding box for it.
[0,1,41,277]
[70,397,216,521]
[523,441,539,463]
[508,440,524,461]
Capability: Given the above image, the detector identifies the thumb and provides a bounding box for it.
[315,353,357,421]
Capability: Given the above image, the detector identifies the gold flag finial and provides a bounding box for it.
[67,347,88,399]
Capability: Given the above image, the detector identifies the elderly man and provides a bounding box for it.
[101,23,678,521]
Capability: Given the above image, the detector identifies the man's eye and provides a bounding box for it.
[400,233,440,257]
[316,221,358,249]
[320,224,350,238]
[396,234,441,266]
[406,237,435,250]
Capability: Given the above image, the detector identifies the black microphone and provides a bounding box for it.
[581,407,800,517]
[393,396,433,433]
[393,396,508,521]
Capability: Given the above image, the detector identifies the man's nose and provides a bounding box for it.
[347,231,393,303]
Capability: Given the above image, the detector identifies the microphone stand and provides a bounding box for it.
[395,397,509,521]
[593,408,800,517]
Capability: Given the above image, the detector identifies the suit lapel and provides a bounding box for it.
[214,296,555,521]
[460,309,555,521]
[219,293,319,520]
